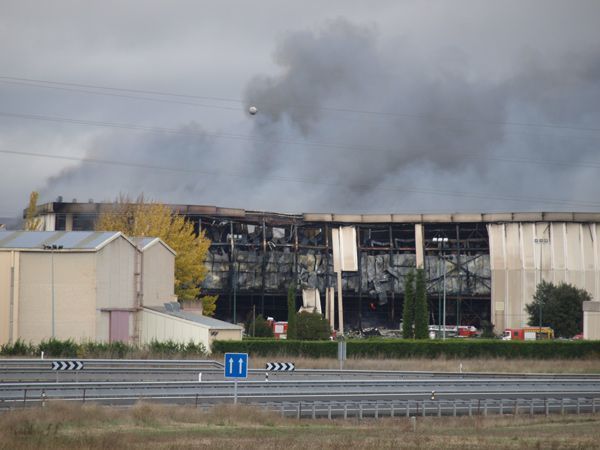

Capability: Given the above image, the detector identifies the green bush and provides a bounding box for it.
[245,314,274,338]
[38,338,80,357]
[296,311,331,340]
[212,339,600,359]
[0,338,207,358]
[0,339,35,356]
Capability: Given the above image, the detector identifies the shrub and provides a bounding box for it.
[0,339,35,356]
[245,314,274,338]
[38,338,79,357]
[212,339,600,359]
[296,311,331,340]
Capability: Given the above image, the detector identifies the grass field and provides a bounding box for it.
[246,355,600,374]
[1,402,599,449]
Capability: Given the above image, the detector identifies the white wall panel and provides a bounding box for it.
[488,222,600,330]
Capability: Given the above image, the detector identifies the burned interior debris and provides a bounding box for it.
[195,210,492,331]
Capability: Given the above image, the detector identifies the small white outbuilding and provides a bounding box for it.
[0,231,241,350]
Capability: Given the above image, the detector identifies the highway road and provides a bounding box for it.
[1,358,599,418]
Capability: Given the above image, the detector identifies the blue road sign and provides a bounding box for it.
[224,353,248,379]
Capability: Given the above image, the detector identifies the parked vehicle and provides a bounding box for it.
[502,327,554,340]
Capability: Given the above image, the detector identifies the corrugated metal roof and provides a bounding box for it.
[146,306,243,330]
[132,237,177,256]
[0,231,122,250]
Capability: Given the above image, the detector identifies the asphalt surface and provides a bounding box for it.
[1,359,599,412]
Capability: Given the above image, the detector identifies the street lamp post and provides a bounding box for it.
[433,237,449,339]
[43,244,63,338]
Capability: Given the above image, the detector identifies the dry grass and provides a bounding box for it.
[246,355,600,374]
[1,402,599,449]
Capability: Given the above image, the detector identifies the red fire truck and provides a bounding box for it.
[502,327,554,340]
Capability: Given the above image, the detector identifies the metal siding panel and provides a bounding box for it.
[303,214,332,222]
[484,213,513,222]
[340,227,358,271]
[392,214,422,223]
[565,223,582,271]
[507,270,523,328]
[544,212,574,222]
[421,214,452,223]
[361,214,392,223]
[332,214,362,223]
[512,213,543,222]
[573,213,600,222]
[582,224,596,271]
[415,224,424,269]
[215,208,245,217]
[521,223,535,269]
[491,269,506,329]
[505,224,522,270]
[487,224,505,270]
[450,214,483,222]
[522,269,536,324]
[550,223,566,270]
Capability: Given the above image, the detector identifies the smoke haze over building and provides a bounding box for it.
[1,1,600,218]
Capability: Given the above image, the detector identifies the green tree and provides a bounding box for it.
[245,314,274,338]
[296,311,331,340]
[287,284,298,339]
[96,195,215,312]
[402,270,415,339]
[414,268,429,339]
[24,191,43,231]
[525,281,591,338]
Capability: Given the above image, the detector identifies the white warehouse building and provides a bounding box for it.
[0,231,241,349]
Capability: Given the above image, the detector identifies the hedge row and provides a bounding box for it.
[212,338,600,359]
[0,339,208,358]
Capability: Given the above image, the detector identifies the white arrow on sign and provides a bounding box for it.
[228,357,234,374]
[238,357,244,373]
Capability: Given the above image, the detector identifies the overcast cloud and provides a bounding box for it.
[1,0,600,221]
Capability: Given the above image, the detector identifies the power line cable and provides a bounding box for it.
[1,75,599,134]
[1,110,600,171]
[2,147,600,209]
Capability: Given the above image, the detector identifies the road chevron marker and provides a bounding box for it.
[51,360,84,371]
[266,362,295,371]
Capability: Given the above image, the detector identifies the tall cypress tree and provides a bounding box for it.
[414,268,429,339]
[287,284,298,339]
[402,270,415,339]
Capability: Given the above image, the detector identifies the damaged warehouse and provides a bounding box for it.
[30,202,600,336]
[200,214,491,331]
[31,202,496,333]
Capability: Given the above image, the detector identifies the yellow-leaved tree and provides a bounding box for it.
[96,195,218,316]
[24,191,43,231]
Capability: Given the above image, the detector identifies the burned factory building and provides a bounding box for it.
[31,201,600,334]
[32,201,498,331]
[198,212,491,330]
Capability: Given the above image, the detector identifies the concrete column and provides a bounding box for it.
[414,224,425,269]
[65,213,73,231]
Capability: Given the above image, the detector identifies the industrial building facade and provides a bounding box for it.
[31,202,600,335]
[0,230,242,348]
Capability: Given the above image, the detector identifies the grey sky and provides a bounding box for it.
[1,0,599,219]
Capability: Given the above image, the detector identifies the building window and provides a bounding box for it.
[55,214,66,231]
[72,214,96,231]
